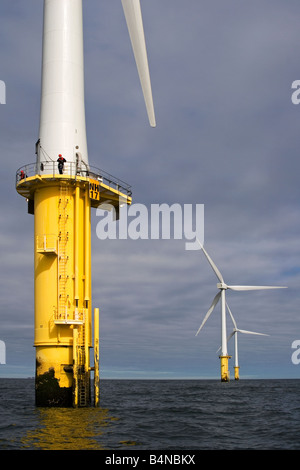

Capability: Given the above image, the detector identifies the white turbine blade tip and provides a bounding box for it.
[195,291,221,336]
[227,285,287,291]
[196,240,224,283]
[121,0,156,127]
[237,329,269,336]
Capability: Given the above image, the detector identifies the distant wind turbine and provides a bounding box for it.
[216,302,269,380]
[195,239,286,382]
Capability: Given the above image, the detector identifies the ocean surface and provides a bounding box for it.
[0,378,300,451]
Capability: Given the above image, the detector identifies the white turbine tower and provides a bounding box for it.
[218,303,269,380]
[37,0,155,171]
[195,240,286,382]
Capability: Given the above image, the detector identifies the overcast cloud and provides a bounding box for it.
[0,0,299,379]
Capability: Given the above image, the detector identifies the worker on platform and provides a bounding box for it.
[57,154,66,174]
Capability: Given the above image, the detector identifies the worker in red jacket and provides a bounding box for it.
[57,154,66,174]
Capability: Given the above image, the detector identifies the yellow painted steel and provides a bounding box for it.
[73,327,79,406]
[74,185,80,302]
[16,169,131,406]
[33,178,92,405]
[84,188,91,302]
[219,355,231,382]
[234,366,240,381]
[94,307,100,407]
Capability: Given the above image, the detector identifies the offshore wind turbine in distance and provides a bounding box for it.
[195,239,286,382]
[216,302,269,380]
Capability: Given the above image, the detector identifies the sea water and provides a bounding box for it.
[0,378,299,451]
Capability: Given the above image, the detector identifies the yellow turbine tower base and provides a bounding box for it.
[34,177,92,406]
[16,167,131,407]
[234,366,240,381]
[219,355,231,382]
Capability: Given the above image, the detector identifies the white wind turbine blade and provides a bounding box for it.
[227,285,287,291]
[227,330,236,341]
[196,239,224,283]
[236,328,269,336]
[226,302,237,329]
[216,328,268,353]
[216,330,236,353]
[195,291,221,336]
[121,0,156,127]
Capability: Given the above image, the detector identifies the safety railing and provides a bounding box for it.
[16,161,132,197]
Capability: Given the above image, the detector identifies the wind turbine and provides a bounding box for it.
[16,0,156,407]
[195,240,286,382]
[217,303,269,380]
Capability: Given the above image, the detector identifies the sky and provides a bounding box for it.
[0,0,300,380]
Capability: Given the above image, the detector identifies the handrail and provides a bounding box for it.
[16,161,132,197]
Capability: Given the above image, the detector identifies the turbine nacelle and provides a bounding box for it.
[217,283,228,290]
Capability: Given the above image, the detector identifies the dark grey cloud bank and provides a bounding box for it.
[0,0,299,379]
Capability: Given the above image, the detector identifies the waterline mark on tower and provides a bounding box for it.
[96,202,204,250]
[0,80,6,104]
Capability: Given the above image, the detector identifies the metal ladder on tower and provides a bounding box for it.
[76,317,89,407]
[58,185,69,320]
[57,184,89,406]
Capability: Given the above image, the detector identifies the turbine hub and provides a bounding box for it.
[217,283,228,290]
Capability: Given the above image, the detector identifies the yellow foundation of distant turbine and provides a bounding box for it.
[234,366,240,380]
[16,167,131,407]
[219,355,231,382]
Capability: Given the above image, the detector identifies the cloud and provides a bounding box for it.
[0,0,299,379]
